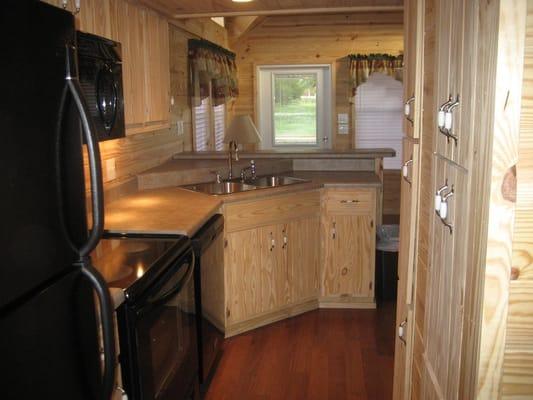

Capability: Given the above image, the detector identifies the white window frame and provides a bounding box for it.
[257,65,332,150]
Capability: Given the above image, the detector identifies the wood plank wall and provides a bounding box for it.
[230,12,404,150]
[502,1,533,397]
[84,14,228,203]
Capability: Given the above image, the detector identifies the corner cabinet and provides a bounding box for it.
[42,0,170,135]
[222,191,321,337]
[320,188,377,308]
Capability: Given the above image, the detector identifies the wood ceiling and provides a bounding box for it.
[140,0,404,19]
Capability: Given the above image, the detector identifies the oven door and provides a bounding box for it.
[121,248,198,400]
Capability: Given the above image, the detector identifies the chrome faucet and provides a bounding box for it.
[227,140,239,180]
[240,160,256,181]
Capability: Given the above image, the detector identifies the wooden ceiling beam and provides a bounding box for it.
[170,6,404,19]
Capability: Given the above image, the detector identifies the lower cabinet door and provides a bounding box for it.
[259,223,289,314]
[322,214,375,299]
[225,228,262,324]
[288,216,320,304]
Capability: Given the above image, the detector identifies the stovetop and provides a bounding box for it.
[91,234,189,291]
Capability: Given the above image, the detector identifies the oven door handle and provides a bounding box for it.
[137,251,195,315]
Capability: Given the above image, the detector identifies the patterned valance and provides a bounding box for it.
[189,39,239,107]
[349,53,403,102]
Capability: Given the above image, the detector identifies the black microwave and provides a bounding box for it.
[76,31,125,141]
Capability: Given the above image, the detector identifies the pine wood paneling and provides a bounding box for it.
[230,12,403,150]
[140,0,403,17]
[321,188,376,305]
[475,1,526,397]
[225,228,262,324]
[502,1,533,397]
[224,190,321,233]
[288,217,320,303]
[260,224,290,313]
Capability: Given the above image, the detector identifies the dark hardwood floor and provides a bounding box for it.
[205,301,396,400]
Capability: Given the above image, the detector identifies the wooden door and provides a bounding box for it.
[322,214,375,298]
[443,0,465,166]
[421,156,468,399]
[77,0,112,38]
[224,228,262,324]
[112,0,146,131]
[434,0,452,157]
[403,0,423,138]
[259,224,289,313]
[287,216,320,304]
[143,9,170,127]
[393,139,420,400]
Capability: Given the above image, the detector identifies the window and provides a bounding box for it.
[354,73,403,169]
[258,65,331,149]
[193,96,225,151]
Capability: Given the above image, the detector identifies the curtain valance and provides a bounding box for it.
[189,39,239,107]
[348,53,403,102]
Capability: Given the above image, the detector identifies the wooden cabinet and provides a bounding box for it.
[223,191,321,336]
[393,138,419,400]
[42,0,170,135]
[142,8,170,129]
[288,217,320,304]
[320,188,376,308]
[225,228,263,324]
[399,1,531,399]
[403,0,423,139]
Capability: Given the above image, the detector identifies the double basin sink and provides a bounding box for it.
[183,175,309,195]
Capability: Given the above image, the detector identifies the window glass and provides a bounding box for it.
[273,73,318,146]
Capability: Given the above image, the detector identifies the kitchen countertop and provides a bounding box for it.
[105,187,222,236]
[104,171,381,237]
[173,149,396,160]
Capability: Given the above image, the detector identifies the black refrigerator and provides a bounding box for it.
[0,1,116,399]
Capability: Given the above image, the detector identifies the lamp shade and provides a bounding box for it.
[223,115,262,144]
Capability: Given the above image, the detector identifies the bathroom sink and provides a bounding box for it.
[244,175,309,187]
[182,181,257,195]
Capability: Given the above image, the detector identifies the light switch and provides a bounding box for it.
[338,125,349,135]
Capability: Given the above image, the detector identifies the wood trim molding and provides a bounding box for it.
[170,6,404,19]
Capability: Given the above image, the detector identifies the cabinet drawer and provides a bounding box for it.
[324,188,376,215]
[224,190,320,232]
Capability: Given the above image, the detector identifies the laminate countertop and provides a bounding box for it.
[104,187,223,237]
[104,171,381,237]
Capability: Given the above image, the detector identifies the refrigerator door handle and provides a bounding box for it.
[65,44,104,257]
[81,262,116,400]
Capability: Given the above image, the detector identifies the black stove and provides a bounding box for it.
[91,233,190,302]
[91,233,199,400]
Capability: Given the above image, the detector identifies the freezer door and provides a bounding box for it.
[0,269,102,400]
[0,1,89,308]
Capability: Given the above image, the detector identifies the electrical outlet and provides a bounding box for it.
[105,158,116,182]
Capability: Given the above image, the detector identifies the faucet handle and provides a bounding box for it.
[210,170,222,183]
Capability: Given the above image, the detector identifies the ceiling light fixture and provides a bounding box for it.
[232,0,254,2]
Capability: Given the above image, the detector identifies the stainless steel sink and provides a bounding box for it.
[182,175,309,195]
[244,175,308,187]
[182,181,257,195]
